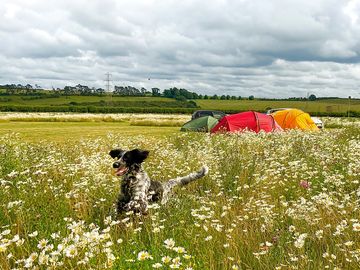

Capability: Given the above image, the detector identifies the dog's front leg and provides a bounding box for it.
[124,200,148,214]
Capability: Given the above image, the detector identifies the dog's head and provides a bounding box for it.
[109,148,149,176]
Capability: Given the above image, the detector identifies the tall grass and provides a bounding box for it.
[1,125,360,269]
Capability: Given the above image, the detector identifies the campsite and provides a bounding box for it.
[2,0,360,269]
[181,109,319,133]
[1,112,360,269]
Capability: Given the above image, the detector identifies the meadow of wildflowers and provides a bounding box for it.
[1,115,360,269]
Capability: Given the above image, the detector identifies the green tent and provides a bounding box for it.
[180,116,219,132]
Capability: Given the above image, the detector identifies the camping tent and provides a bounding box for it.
[180,116,219,132]
[272,109,319,131]
[211,111,281,133]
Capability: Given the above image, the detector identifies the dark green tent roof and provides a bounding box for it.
[180,116,219,132]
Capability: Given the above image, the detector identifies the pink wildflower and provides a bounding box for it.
[299,180,310,189]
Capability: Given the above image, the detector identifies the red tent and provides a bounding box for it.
[211,111,282,133]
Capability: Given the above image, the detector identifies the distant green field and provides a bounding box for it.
[0,93,359,114]
[196,99,360,113]
[0,95,174,106]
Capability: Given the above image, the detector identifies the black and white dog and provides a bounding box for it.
[109,148,208,215]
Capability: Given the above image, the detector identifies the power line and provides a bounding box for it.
[105,72,112,92]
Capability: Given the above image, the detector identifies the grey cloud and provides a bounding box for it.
[1,0,360,98]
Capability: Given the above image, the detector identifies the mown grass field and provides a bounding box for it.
[0,122,179,142]
[1,114,360,269]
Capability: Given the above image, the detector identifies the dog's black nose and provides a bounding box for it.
[113,162,120,168]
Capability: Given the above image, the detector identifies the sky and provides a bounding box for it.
[1,0,360,98]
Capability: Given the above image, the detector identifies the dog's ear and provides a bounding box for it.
[109,149,124,159]
[124,149,149,164]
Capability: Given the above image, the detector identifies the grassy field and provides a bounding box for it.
[1,115,360,269]
[0,113,189,142]
[0,122,179,142]
[196,99,360,113]
[1,94,360,114]
[0,95,174,106]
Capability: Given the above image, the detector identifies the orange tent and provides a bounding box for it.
[272,109,319,131]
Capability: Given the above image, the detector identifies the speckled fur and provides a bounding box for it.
[110,148,208,215]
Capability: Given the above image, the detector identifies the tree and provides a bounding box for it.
[151,88,161,96]
[76,84,92,95]
[64,86,73,96]
[95,88,105,96]
[308,94,317,101]
[220,95,226,100]
[163,87,199,99]
[249,95,254,100]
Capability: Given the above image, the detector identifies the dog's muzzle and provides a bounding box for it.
[113,161,129,176]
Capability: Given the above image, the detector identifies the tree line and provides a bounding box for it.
[0,83,327,101]
[0,84,244,100]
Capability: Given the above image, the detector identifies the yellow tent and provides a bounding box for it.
[272,109,319,131]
